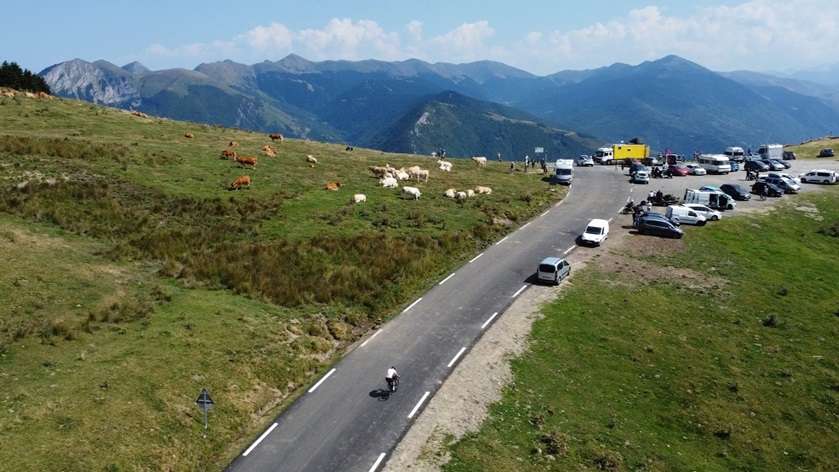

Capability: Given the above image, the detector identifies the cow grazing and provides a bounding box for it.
[228,141,239,147]
[443,188,457,198]
[393,169,410,181]
[269,133,284,142]
[474,186,493,195]
[306,155,318,164]
[471,156,488,167]
[413,169,429,182]
[380,176,398,188]
[352,194,367,204]
[221,149,238,159]
[456,191,468,200]
[324,181,342,191]
[438,160,453,172]
[402,186,422,200]
[466,189,475,198]
[184,132,194,139]
[229,175,252,190]
[369,166,391,178]
[234,156,257,167]
[262,145,277,157]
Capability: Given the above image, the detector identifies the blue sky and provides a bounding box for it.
[4,0,836,74]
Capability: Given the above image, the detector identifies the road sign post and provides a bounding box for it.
[195,388,214,437]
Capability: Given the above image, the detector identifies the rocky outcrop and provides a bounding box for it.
[40,59,140,107]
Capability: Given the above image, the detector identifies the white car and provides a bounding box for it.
[580,219,609,246]
[800,169,837,184]
[685,163,707,175]
[576,155,594,167]
[683,203,722,221]
[632,170,650,184]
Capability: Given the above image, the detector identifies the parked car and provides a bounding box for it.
[537,257,571,285]
[668,164,690,176]
[763,175,801,193]
[683,203,722,221]
[760,159,786,171]
[636,215,684,238]
[745,159,770,173]
[729,160,740,172]
[641,157,661,166]
[632,170,650,184]
[699,185,721,192]
[783,151,797,160]
[799,169,838,184]
[685,163,707,175]
[629,162,647,176]
[576,155,594,166]
[770,159,791,169]
[720,183,751,200]
[641,211,679,225]
[751,181,784,197]
[684,188,736,210]
[580,219,610,246]
[767,172,801,184]
[666,205,707,226]
[817,148,835,158]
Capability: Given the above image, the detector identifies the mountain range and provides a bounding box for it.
[40,54,839,157]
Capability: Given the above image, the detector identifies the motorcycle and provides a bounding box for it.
[621,199,636,214]
[386,376,400,393]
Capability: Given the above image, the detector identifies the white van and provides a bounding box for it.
[698,154,731,174]
[666,206,707,226]
[724,147,746,162]
[684,189,736,210]
[758,144,783,161]
[555,159,574,184]
[580,219,610,246]
[800,169,837,184]
[594,147,613,164]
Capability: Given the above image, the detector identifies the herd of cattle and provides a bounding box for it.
[200,132,494,204]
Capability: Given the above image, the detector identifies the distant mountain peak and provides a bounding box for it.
[277,54,315,71]
[122,61,150,75]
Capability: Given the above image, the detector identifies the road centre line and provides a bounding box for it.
[307,368,336,393]
[360,329,382,348]
[368,453,386,472]
[511,284,528,299]
[481,312,499,329]
[469,252,484,263]
[495,236,509,245]
[402,297,423,313]
[438,273,456,285]
[407,391,431,419]
[242,422,278,456]
[447,347,467,368]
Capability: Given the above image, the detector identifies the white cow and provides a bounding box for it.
[438,160,452,172]
[352,194,367,204]
[443,188,457,198]
[455,191,468,200]
[474,186,493,195]
[380,176,398,188]
[306,155,318,164]
[466,189,475,197]
[402,186,422,200]
[394,169,410,181]
[413,169,429,182]
[471,156,487,167]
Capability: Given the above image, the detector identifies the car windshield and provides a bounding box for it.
[585,226,602,235]
[557,169,571,175]
[539,264,557,273]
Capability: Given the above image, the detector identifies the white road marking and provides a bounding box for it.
[481,312,499,329]
[608,217,613,223]
[360,329,382,348]
[563,246,576,255]
[408,391,431,419]
[541,210,550,217]
[511,284,528,298]
[307,368,336,393]
[368,453,386,472]
[447,347,467,368]
[521,222,531,229]
[242,422,278,457]
[438,273,456,285]
[495,236,509,245]
[402,297,423,313]
[469,252,484,263]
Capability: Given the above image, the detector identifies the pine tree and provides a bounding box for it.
[0,60,51,94]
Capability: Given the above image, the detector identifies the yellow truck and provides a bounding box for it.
[612,143,650,161]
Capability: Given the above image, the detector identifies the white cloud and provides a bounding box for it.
[141,1,839,73]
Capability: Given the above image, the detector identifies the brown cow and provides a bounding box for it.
[229,175,252,190]
[228,141,239,147]
[234,156,257,167]
[221,149,238,159]
[261,145,277,157]
[269,133,284,142]
[184,132,194,139]
[324,181,341,191]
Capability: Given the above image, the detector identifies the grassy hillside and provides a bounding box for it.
[0,92,566,470]
[446,190,839,471]
[786,137,839,159]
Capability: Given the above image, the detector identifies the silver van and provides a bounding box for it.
[537,257,571,285]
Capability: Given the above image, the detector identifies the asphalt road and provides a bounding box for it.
[227,166,631,472]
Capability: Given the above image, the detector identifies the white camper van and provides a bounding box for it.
[684,189,736,210]
[724,147,746,162]
[594,147,613,164]
[555,159,574,184]
[758,144,783,161]
[698,154,731,174]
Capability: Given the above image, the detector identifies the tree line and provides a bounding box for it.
[0,61,51,94]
